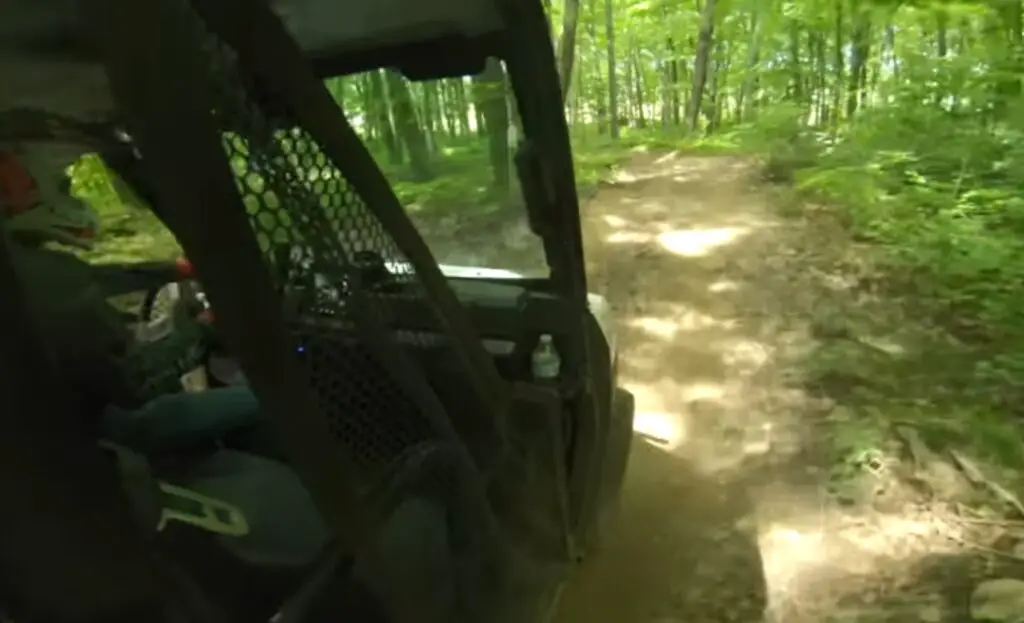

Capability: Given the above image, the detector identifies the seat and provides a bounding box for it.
[104,438,331,621]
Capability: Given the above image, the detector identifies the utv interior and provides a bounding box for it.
[0,0,635,622]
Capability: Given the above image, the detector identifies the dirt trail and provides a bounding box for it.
[552,152,962,623]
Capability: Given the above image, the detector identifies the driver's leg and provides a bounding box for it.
[100,386,262,454]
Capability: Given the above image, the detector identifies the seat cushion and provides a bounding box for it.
[174,449,331,568]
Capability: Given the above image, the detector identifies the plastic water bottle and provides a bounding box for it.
[531,334,561,381]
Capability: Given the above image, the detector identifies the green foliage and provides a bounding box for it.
[794,101,1024,356]
[753,43,1024,472]
[737,103,821,182]
[68,154,181,263]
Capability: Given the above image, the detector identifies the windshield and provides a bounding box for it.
[334,61,549,278]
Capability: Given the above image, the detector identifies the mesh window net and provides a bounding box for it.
[103,1,517,617]
[196,18,475,498]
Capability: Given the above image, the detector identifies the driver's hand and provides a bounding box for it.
[171,295,213,333]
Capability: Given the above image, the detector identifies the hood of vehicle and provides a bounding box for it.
[437,263,617,360]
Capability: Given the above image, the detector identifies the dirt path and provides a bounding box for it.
[551,152,968,623]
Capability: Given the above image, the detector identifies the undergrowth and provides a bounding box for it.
[744,97,1024,476]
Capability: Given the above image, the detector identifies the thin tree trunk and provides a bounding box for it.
[556,0,582,102]
[737,7,763,122]
[686,0,718,131]
[605,0,619,138]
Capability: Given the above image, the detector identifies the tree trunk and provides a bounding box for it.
[666,36,680,126]
[789,20,804,102]
[832,0,844,127]
[845,1,871,118]
[605,0,619,138]
[737,6,763,122]
[556,0,582,102]
[686,0,718,132]
[473,59,511,193]
[369,70,401,165]
[586,0,608,133]
[452,78,472,136]
[632,51,646,128]
[385,71,433,180]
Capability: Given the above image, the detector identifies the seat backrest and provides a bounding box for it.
[0,229,218,623]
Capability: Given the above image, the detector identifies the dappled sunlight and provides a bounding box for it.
[609,170,666,185]
[719,338,772,376]
[627,316,679,339]
[709,279,741,293]
[624,381,690,451]
[657,226,751,257]
[860,334,907,356]
[604,230,650,244]
[605,154,744,188]
[625,306,734,339]
[633,410,689,450]
[680,381,727,402]
[653,151,681,166]
[754,495,966,621]
[619,373,784,465]
[636,199,673,218]
[759,522,830,578]
[602,223,755,254]
[670,173,711,184]
[600,214,629,229]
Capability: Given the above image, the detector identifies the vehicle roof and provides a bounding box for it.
[0,0,505,89]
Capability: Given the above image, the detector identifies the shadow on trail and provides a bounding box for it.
[557,151,983,622]
[552,152,805,623]
[555,437,769,623]
[414,148,1002,621]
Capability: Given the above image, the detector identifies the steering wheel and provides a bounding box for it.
[136,279,208,342]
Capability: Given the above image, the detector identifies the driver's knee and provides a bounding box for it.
[100,386,262,454]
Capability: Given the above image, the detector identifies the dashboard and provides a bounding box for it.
[274,247,616,385]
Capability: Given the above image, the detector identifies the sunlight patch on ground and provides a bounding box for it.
[601,214,629,229]
[624,381,690,451]
[720,338,772,375]
[609,170,666,185]
[670,173,705,184]
[708,279,740,293]
[627,316,679,339]
[860,335,907,356]
[680,381,727,402]
[626,307,734,339]
[633,410,688,450]
[610,170,642,184]
[605,230,651,244]
[653,151,681,166]
[657,226,750,257]
[756,504,965,621]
